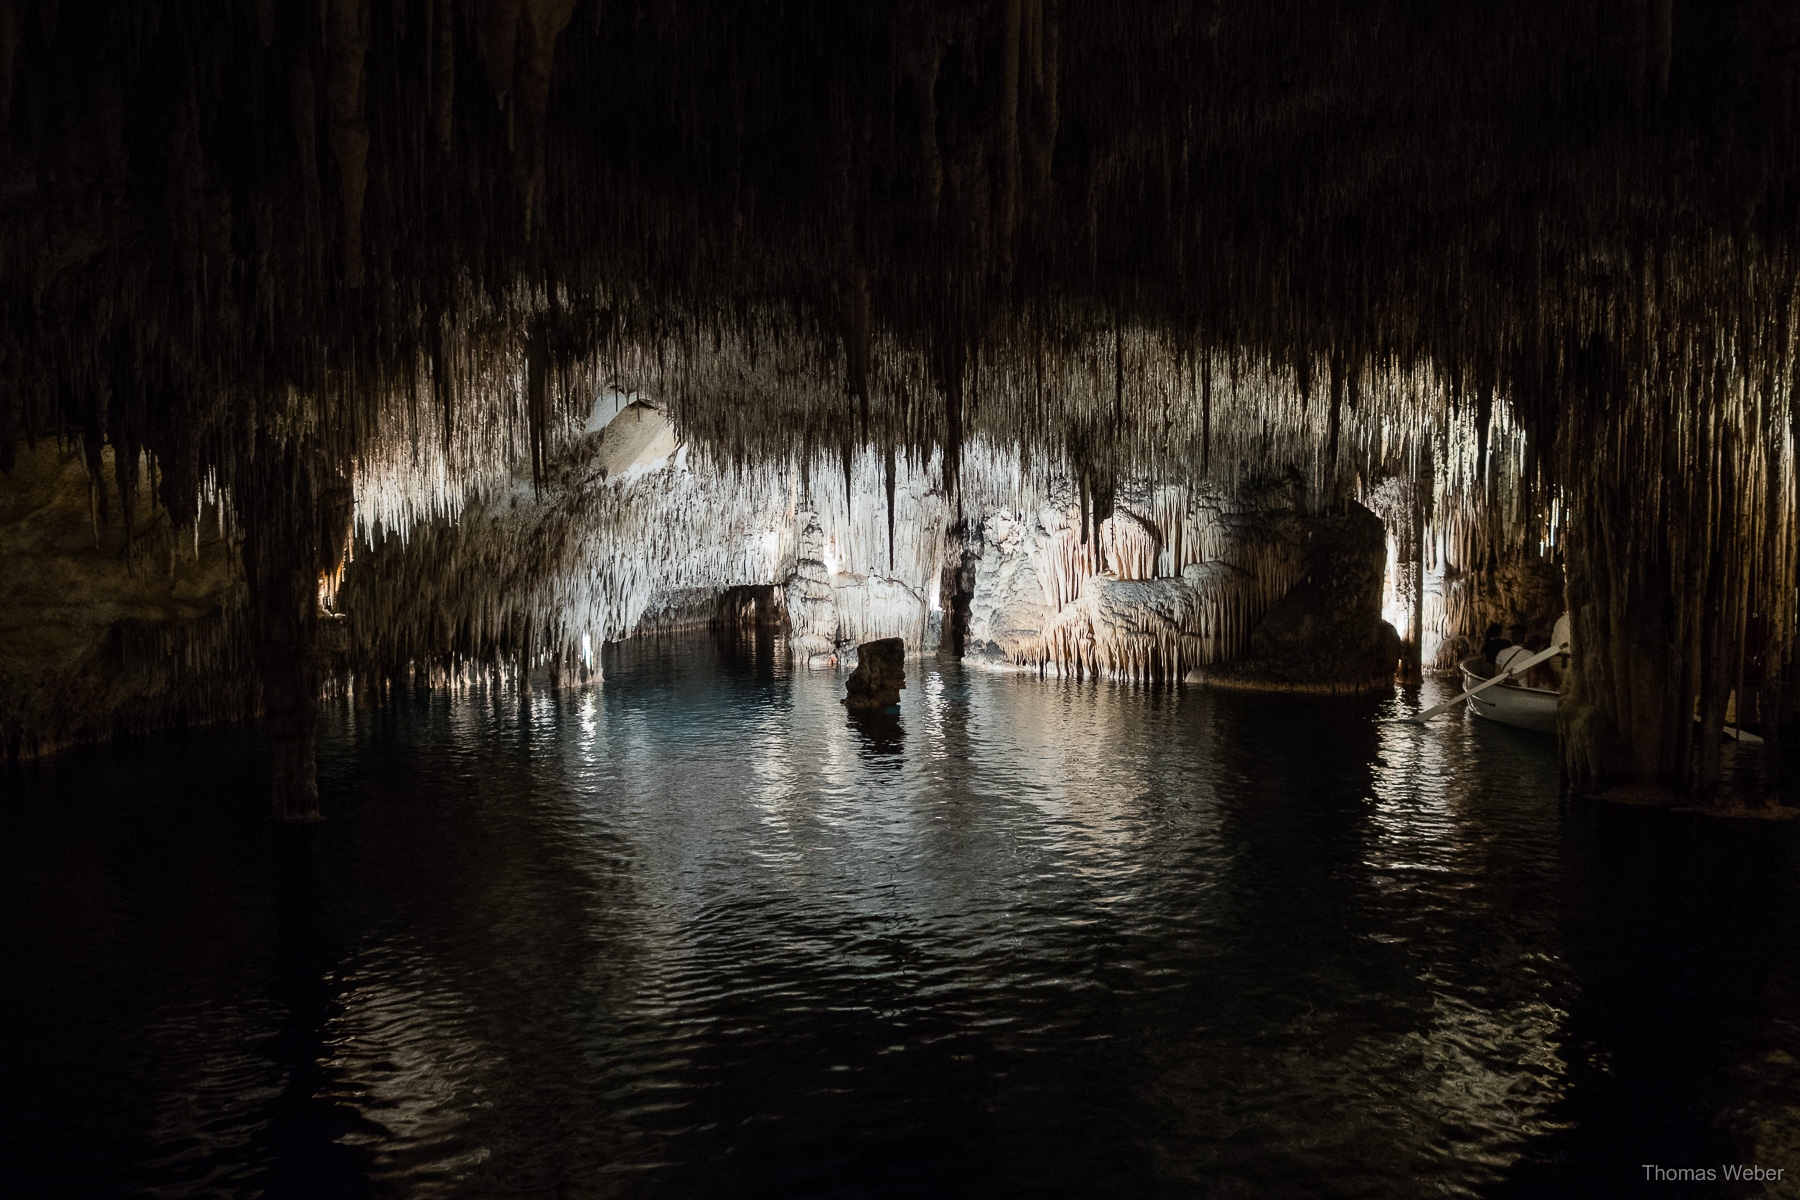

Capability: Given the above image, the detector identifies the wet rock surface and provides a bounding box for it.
[843,637,906,709]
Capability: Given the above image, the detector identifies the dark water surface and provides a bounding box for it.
[5,630,1799,1199]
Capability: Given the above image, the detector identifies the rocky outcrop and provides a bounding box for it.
[957,473,1401,691]
[779,447,952,665]
[1194,503,1401,693]
[962,476,1311,682]
[593,401,681,480]
[843,638,906,709]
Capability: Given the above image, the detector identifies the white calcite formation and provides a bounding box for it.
[962,478,1313,683]
[341,402,971,680]
[340,392,1404,694]
[339,399,1371,689]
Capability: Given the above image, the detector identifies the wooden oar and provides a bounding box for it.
[1412,642,1567,725]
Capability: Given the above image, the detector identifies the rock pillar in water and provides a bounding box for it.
[844,637,906,709]
[1555,348,1795,810]
[1559,479,1686,801]
[249,555,321,821]
[239,444,350,821]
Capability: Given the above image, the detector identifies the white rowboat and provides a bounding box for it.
[1458,656,1559,734]
[1419,642,1764,745]
[1414,640,1567,726]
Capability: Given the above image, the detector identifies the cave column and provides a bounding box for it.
[238,444,348,822]
[1560,521,1684,798]
[248,550,322,821]
[1394,477,1425,684]
[1555,364,1792,808]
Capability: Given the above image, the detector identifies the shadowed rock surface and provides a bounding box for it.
[1195,502,1401,693]
[0,443,247,758]
[844,638,906,710]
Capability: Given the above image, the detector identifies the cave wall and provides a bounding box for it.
[334,402,1391,690]
[1428,555,1566,673]
[1199,502,1401,694]
[962,475,1314,683]
[1363,472,1569,677]
[336,401,968,680]
[0,443,246,759]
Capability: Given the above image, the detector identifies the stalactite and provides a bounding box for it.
[432,0,456,156]
[514,0,579,238]
[0,0,19,130]
[527,323,550,493]
[884,440,896,570]
[326,0,371,288]
[0,1,1795,808]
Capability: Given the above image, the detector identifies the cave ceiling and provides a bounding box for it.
[0,1,1795,522]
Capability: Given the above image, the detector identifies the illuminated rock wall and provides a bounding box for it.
[336,405,1380,689]
[960,475,1402,687]
[337,403,973,680]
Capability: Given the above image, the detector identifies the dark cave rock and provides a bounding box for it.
[844,638,906,710]
[1198,502,1400,694]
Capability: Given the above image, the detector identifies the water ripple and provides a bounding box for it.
[4,632,1798,1197]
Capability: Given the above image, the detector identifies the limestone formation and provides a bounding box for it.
[1195,504,1402,694]
[0,443,246,760]
[844,639,907,711]
[2,2,1797,809]
[963,476,1313,683]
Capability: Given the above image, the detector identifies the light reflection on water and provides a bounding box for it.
[3,628,1798,1198]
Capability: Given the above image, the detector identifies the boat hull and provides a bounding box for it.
[1459,657,1559,734]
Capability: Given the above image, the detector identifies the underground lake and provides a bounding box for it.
[5,630,1798,1198]
[8,3,1800,1194]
